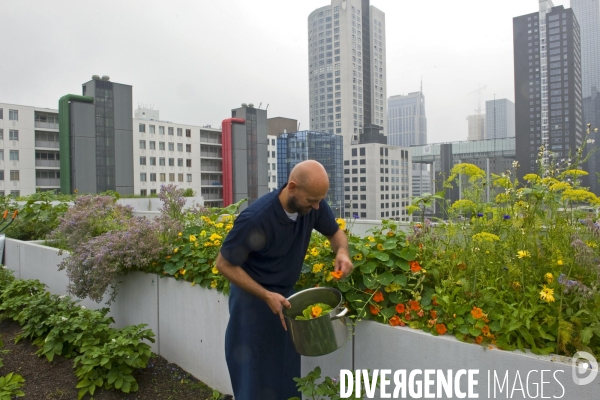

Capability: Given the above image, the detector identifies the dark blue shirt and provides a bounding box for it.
[220,186,339,290]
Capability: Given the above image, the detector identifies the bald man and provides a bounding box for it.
[216,160,353,400]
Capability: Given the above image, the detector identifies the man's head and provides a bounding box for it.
[286,160,330,216]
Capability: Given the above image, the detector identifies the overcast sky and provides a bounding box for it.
[0,0,567,144]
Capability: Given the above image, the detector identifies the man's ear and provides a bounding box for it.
[287,180,298,193]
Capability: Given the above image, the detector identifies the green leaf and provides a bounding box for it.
[336,281,352,293]
[469,327,481,337]
[164,263,178,275]
[377,272,395,286]
[393,274,407,287]
[395,259,409,271]
[363,275,378,289]
[382,240,397,250]
[457,325,470,335]
[489,321,501,332]
[380,307,396,319]
[399,247,417,261]
[360,262,377,274]
[580,327,594,345]
[373,252,389,262]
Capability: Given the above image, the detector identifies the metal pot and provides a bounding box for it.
[282,287,349,357]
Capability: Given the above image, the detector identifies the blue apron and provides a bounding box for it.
[225,283,300,400]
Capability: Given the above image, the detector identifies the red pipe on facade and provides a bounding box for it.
[221,118,245,207]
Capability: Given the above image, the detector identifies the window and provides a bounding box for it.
[150,173,156,182]
[177,128,182,136]
[178,173,184,182]
[140,189,147,196]
[139,140,146,149]
[168,173,174,182]
[10,170,19,181]
[186,159,192,167]
[149,141,156,150]
[177,158,183,167]
[150,189,157,195]
[149,125,155,134]
[159,126,165,135]
[0,109,2,119]
[10,191,19,197]
[186,144,192,153]
[177,143,183,152]
[0,129,3,140]
[139,124,146,133]
[140,156,146,165]
[168,127,174,136]
[150,157,156,166]
[160,173,166,182]
[9,150,19,161]
[0,171,3,180]
[186,129,191,138]
[169,158,174,166]
[187,174,192,182]
[168,142,174,151]
[140,173,147,181]
[0,150,3,161]
[159,157,165,166]
[9,110,18,121]
[159,142,165,150]
[9,130,18,141]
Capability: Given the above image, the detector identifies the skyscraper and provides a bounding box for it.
[571,0,600,195]
[513,1,583,179]
[485,98,515,139]
[308,0,387,154]
[466,114,486,141]
[387,91,427,147]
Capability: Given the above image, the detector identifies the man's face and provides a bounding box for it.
[288,186,326,216]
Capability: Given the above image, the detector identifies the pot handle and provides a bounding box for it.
[330,307,348,321]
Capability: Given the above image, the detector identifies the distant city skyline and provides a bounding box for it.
[0,0,575,144]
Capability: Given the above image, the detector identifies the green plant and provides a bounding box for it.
[0,278,46,320]
[0,372,25,399]
[289,367,374,400]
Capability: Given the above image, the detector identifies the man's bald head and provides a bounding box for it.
[289,160,329,193]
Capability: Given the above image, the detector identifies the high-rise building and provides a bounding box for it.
[513,1,583,179]
[0,102,61,196]
[267,117,298,137]
[267,135,278,192]
[387,91,426,147]
[276,131,344,217]
[485,98,515,139]
[308,0,387,154]
[59,76,134,194]
[571,0,600,195]
[466,114,486,141]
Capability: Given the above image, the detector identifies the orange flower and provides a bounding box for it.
[471,307,483,319]
[457,263,467,271]
[415,223,422,229]
[432,296,439,306]
[311,305,323,318]
[389,316,401,326]
[331,271,343,280]
[435,324,447,335]
[373,291,384,302]
[387,231,395,237]
[408,300,420,311]
[430,310,438,319]
[481,325,490,335]
[369,304,380,315]
[475,336,483,344]
[364,289,374,294]
[410,261,422,273]
[419,243,424,249]
[395,304,405,314]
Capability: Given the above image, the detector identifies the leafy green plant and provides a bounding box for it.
[289,366,374,400]
[0,278,46,320]
[0,372,25,399]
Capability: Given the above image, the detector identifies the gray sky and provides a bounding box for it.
[0,0,565,144]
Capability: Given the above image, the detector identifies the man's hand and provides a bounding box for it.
[334,252,354,278]
[263,291,291,331]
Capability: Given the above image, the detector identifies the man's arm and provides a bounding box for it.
[216,252,290,330]
[328,229,354,278]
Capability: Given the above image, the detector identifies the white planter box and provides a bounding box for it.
[3,239,599,399]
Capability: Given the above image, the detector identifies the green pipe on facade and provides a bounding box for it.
[58,94,93,194]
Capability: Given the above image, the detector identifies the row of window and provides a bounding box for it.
[0,170,21,180]
[0,109,18,121]
[140,157,192,167]
[139,124,192,137]
[0,129,20,141]
[139,140,192,152]
[140,173,192,182]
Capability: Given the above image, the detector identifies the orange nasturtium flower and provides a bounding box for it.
[389,316,401,326]
[395,303,406,314]
[430,310,438,319]
[410,261,422,273]
[408,300,420,311]
[369,304,380,315]
[331,271,343,280]
[435,324,447,335]
[481,325,490,335]
[475,336,484,344]
[311,305,323,319]
[471,307,483,319]
[373,291,384,302]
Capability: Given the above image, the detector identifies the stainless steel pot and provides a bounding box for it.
[282,287,349,357]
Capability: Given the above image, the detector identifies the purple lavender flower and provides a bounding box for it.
[503,215,511,220]
[477,213,484,218]
[353,213,359,219]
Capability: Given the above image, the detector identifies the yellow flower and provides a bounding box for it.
[210,233,223,241]
[511,281,521,290]
[179,268,186,275]
[215,222,224,229]
[200,230,207,237]
[310,247,319,257]
[366,236,376,242]
[472,232,500,242]
[326,272,334,282]
[213,240,221,246]
[312,263,324,273]
[304,254,309,260]
[517,250,531,259]
[210,280,218,288]
[523,174,541,184]
[384,283,401,293]
[194,242,199,247]
[544,273,554,284]
[226,224,233,231]
[377,243,384,251]
[324,240,330,247]
[204,242,212,247]
[189,235,197,242]
[353,253,363,261]
[586,241,598,248]
[336,218,346,230]
[178,232,182,237]
[212,266,219,274]
[539,285,555,303]
[173,247,179,253]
